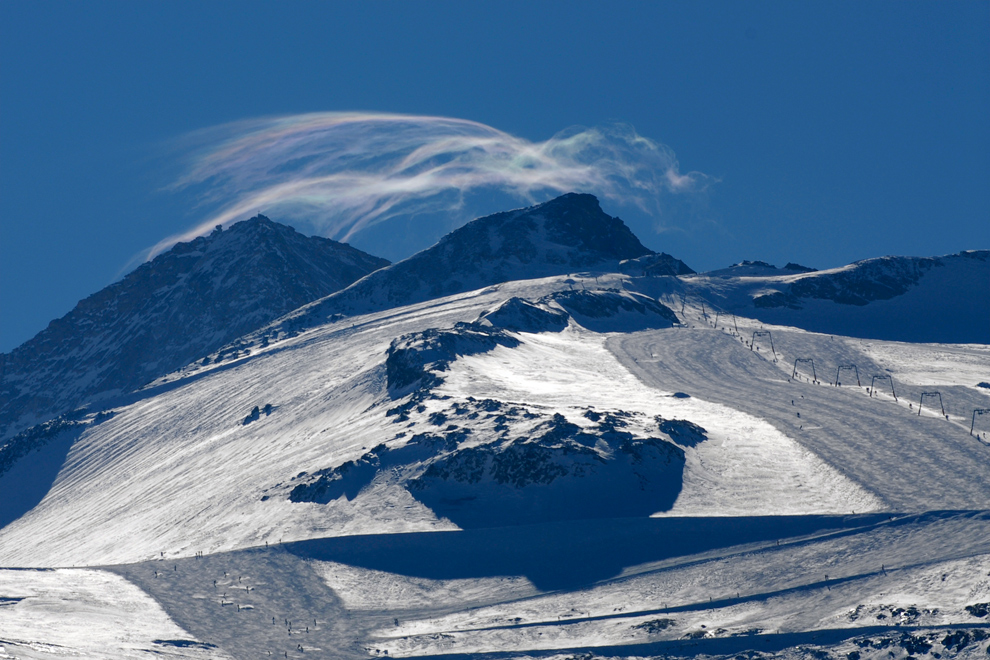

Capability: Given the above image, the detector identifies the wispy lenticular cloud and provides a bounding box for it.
[154,112,709,258]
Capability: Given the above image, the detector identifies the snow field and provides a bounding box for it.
[439,325,883,516]
[0,289,492,567]
[610,316,990,510]
[313,561,537,614]
[1,273,988,659]
[0,276,610,567]
[0,568,226,659]
[368,513,990,657]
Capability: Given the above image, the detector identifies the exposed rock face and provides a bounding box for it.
[0,216,389,439]
[290,395,692,529]
[341,192,656,309]
[620,252,696,277]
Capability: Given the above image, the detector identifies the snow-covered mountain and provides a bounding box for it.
[677,251,989,343]
[239,193,667,347]
[0,216,389,440]
[1,194,988,659]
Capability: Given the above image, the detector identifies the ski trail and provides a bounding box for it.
[608,327,990,511]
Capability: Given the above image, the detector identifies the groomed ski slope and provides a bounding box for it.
[0,274,988,658]
[434,324,881,517]
[0,274,906,569]
[63,511,990,659]
[610,303,990,511]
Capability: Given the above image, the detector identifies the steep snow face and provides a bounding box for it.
[0,216,389,440]
[226,193,659,351]
[679,250,990,343]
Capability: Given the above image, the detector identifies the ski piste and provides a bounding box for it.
[1,194,988,659]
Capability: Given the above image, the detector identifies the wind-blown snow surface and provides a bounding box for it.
[1,272,989,658]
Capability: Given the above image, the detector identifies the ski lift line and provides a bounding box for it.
[919,391,945,417]
[792,358,817,382]
[971,409,990,436]
[869,374,898,401]
[835,365,861,387]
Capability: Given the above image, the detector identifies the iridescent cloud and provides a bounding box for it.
[151,112,710,259]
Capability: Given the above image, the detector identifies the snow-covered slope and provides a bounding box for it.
[2,271,987,569]
[0,216,389,440]
[1,194,987,659]
[678,251,989,344]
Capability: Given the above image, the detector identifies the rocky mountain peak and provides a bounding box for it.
[0,217,389,440]
[437,192,653,266]
[246,193,672,342]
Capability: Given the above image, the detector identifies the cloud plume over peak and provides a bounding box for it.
[154,112,710,259]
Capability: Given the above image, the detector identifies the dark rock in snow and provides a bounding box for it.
[965,602,990,618]
[655,416,708,447]
[544,289,679,332]
[408,411,686,528]
[385,322,520,395]
[634,618,677,634]
[291,397,689,528]
[478,298,570,333]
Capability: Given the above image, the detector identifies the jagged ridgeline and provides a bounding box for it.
[0,217,389,440]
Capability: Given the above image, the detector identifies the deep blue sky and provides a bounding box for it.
[2,1,988,352]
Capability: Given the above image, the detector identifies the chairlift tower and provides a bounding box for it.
[869,374,898,401]
[751,330,776,358]
[792,358,817,383]
[971,409,990,437]
[835,365,861,387]
[919,391,945,417]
